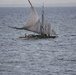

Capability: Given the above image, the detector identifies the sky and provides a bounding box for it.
[0,0,76,7]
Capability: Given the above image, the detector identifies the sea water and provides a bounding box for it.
[0,7,76,75]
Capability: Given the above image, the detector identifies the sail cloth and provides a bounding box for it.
[42,14,56,36]
[23,7,39,28]
[22,0,55,35]
[21,0,41,33]
[11,0,56,35]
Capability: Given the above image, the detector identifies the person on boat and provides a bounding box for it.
[44,34,47,37]
[25,33,26,37]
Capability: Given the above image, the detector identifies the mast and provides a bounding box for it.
[41,3,44,36]
[48,23,51,36]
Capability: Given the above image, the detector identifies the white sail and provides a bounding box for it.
[27,20,41,33]
[22,0,56,35]
[9,0,56,38]
[23,7,39,28]
[22,0,41,33]
[43,14,49,34]
[42,14,56,36]
[42,14,50,35]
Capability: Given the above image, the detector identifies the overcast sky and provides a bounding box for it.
[0,0,76,7]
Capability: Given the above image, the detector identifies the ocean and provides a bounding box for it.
[0,7,76,75]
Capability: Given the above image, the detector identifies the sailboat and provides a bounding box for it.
[11,0,57,39]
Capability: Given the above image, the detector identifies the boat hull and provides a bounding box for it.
[19,34,57,39]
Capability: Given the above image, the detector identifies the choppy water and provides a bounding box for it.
[0,7,76,75]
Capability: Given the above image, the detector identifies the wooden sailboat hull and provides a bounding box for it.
[19,34,57,39]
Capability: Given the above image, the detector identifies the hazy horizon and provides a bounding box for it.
[0,0,76,7]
